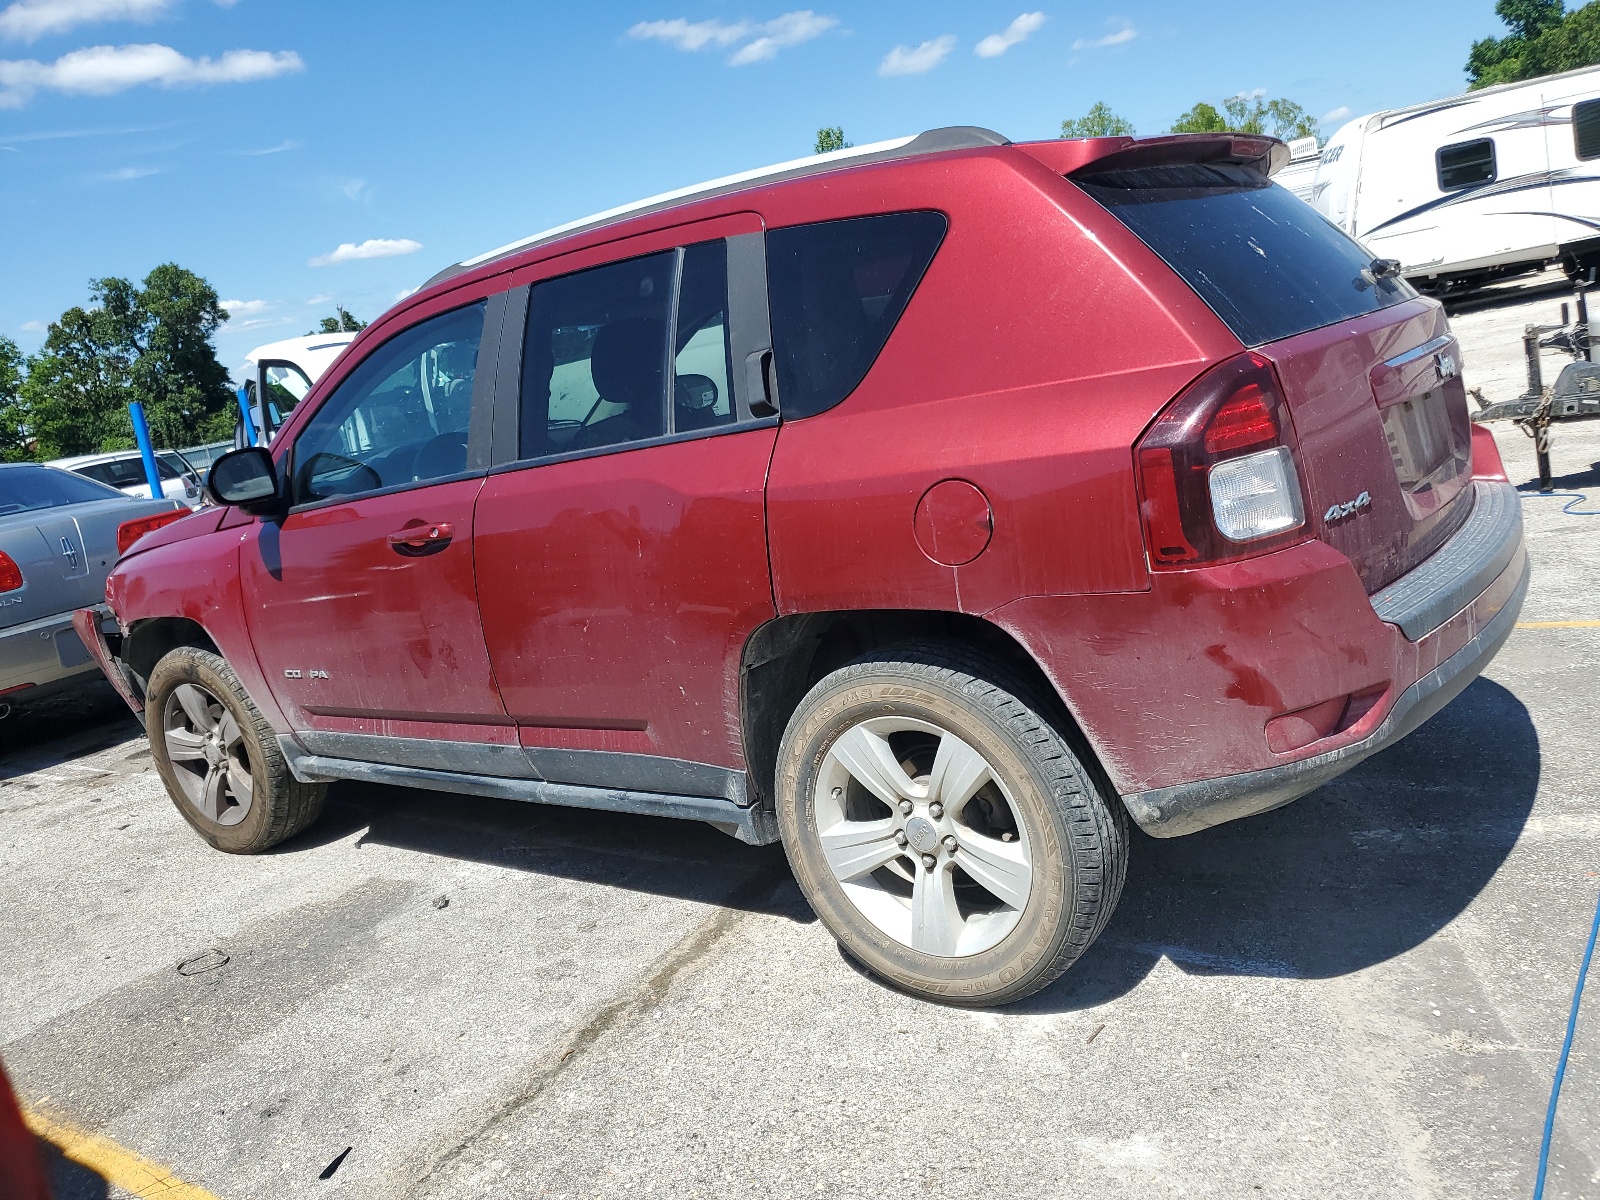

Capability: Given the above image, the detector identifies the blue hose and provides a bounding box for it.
[1519,490,1600,516]
[1533,880,1600,1198]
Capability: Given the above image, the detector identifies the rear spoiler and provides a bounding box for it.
[1017,134,1290,181]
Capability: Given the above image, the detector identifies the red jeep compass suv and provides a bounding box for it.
[78,127,1527,1005]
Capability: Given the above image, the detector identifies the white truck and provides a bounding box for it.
[237,331,358,446]
[1312,64,1600,293]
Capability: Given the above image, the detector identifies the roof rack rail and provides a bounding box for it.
[423,125,1010,288]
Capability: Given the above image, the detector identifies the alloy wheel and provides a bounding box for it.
[161,683,254,827]
[813,715,1032,957]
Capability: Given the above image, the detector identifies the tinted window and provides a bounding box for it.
[1077,163,1414,347]
[520,251,675,460]
[0,465,123,515]
[1437,139,1496,190]
[673,241,736,433]
[1575,99,1600,161]
[290,302,485,504]
[78,457,178,487]
[766,212,947,419]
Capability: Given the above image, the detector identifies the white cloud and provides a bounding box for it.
[1322,105,1351,123]
[0,43,304,108]
[728,10,836,64]
[0,0,168,42]
[628,10,835,65]
[221,298,269,317]
[975,12,1043,58]
[1072,21,1136,51]
[878,34,955,77]
[304,293,332,306]
[396,285,419,301]
[241,137,299,155]
[98,163,155,179]
[309,237,422,267]
[20,319,44,332]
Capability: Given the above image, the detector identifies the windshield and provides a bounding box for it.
[1075,162,1414,346]
[0,464,124,515]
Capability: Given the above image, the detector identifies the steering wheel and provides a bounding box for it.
[296,451,381,500]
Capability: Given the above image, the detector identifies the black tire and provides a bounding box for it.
[775,642,1128,1006]
[145,646,326,854]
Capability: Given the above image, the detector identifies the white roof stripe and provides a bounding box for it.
[459,134,918,269]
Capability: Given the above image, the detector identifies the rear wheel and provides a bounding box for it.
[776,644,1128,1006]
[145,646,326,853]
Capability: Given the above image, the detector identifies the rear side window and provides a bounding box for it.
[1437,139,1496,190]
[0,465,121,514]
[1077,163,1413,348]
[766,212,946,419]
[1575,99,1600,161]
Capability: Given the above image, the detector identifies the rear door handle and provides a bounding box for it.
[387,521,455,556]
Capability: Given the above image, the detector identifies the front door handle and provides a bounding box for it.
[387,521,455,556]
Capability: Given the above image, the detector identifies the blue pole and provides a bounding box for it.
[235,385,256,446]
[128,401,164,499]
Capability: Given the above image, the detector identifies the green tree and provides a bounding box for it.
[1170,93,1319,140]
[0,337,27,462]
[1060,102,1136,138]
[1468,0,1600,87]
[310,306,367,335]
[18,265,232,458]
[814,126,852,154]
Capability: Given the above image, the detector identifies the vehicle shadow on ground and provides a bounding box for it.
[1516,462,1600,492]
[37,1137,110,1200]
[1015,677,1539,1014]
[279,777,811,922]
[0,681,142,782]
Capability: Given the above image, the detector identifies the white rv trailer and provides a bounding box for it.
[1312,64,1600,293]
[1271,135,1321,203]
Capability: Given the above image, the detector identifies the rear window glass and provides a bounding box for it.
[1437,139,1496,190]
[1575,99,1600,161]
[0,465,123,515]
[1076,163,1414,347]
[766,212,946,419]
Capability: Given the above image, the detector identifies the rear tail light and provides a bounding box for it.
[117,509,189,555]
[1135,352,1308,568]
[0,550,21,593]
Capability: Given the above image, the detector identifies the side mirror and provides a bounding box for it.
[206,446,281,512]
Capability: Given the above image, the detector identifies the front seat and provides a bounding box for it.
[574,318,666,450]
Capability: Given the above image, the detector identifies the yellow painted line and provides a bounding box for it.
[1517,620,1600,628]
[23,1105,221,1199]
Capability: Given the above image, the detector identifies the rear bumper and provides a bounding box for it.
[1121,537,1528,835]
[0,608,102,701]
[991,480,1529,837]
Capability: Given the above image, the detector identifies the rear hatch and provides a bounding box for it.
[1072,138,1474,592]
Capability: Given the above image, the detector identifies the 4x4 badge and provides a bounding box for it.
[1324,491,1372,523]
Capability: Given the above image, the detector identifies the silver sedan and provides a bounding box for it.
[0,463,186,712]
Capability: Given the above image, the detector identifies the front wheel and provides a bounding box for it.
[776,644,1128,1006]
[145,646,326,853]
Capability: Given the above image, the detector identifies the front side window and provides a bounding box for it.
[1575,99,1600,161]
[290,302,485,505]
[263,362,315,433]
[1437,139,1496,190]
[766,212,947,420]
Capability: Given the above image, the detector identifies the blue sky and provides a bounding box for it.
[1,0,1504,373]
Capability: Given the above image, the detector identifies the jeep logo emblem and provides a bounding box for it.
[1324,491,1372,523]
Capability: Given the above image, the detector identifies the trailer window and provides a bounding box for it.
[1437,139,1496,191]
[1575,99,1600,161]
